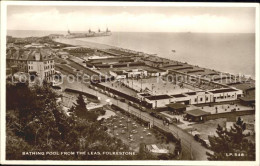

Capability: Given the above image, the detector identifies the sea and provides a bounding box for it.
[7,30,255,78]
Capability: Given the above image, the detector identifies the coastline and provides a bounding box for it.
[54,38,117,50]
[53,37,255,82]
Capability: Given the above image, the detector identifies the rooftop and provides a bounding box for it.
[208,88,238,94]
[139,93,151,97]
[186,109,211,117]
[171,94,187,98]
[185,92,197,96]
[7,48,55,61]
[145,95,172,100]
[167,103,186,110]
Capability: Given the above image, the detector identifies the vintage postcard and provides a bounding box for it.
[0,1,259,165]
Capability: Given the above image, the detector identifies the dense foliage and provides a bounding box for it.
[206,117,255,160]
[6,82,156,160]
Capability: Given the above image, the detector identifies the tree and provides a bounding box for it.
[6,81,160,160]
[206,117,255,160]
[69,94,98,122]
[136,143,157,160]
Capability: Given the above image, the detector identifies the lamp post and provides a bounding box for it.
[140,75,143,92]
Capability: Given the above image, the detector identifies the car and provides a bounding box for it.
[140,106,146,112]
[114,95,119,99]
[132,103,139,108]
[120,98,125,102]
[164,117,173,124]
[194,134,201,141]
[129,101,134,105]
[155,114,163,120]
[109,93,114,97]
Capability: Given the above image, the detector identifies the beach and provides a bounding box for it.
[52,32,255,78]
[54,38,116,50]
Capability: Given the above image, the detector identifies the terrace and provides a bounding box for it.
[103,108,176,153]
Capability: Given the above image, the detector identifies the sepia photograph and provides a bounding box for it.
[0,1,259,165]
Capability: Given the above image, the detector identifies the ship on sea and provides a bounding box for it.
[66,28,111,38]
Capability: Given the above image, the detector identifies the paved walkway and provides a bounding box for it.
[59,77,210,160]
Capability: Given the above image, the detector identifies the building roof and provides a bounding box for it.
[208,88,237,94]
[167,103,186,110]
[27,48,55,61]
[7,48,55,61]
[139,93,151,97]
[186,109,210,117]
[113,70,125,75]
[185,92,197,96]
[171,94,187,98]
[145,95,172,100]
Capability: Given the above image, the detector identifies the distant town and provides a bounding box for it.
[6,33,255,160]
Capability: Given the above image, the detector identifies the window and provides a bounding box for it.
[195,98,197,102]
[200,98,203,101]
[206,97,208,101]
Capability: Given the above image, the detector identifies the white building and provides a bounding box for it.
[207,88,243,102]
[109,70,127,79]
[142,87,243,108]
[110,69,148,79]
[146,69,168,77]
[183,91,212,105]
[27,49,55,81]
[124,69,148,78]
[7,48,55,82]
[143,94,172,108]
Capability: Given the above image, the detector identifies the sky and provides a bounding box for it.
[7,5,256,33]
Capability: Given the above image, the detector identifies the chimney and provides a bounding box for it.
[35,52,40,61]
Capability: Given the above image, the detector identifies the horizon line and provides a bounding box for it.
[7,29,255,34]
